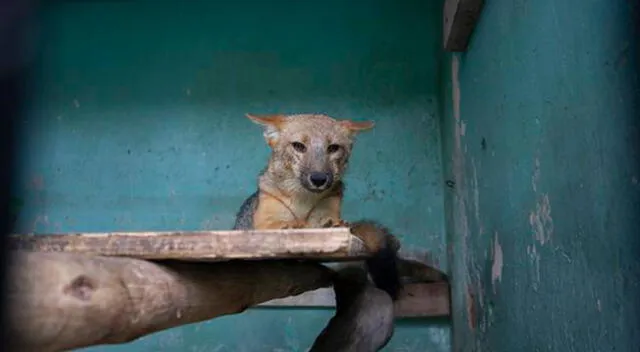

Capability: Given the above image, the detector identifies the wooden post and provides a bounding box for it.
[444,0,484,52]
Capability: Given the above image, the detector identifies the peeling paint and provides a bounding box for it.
[466,286,477,331]
[529,155,554,245]
[529,194,554,245]
[491,232,503,293]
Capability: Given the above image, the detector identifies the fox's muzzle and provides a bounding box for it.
[298,143,338,192]
[301,170,334,193]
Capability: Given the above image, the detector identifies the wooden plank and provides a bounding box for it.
[261,282,450,318]
[8,228,368,262]
[443,0,484,52]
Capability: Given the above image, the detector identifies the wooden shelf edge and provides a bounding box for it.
[8,228,369,262]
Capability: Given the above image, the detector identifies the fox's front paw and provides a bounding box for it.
[281,220,307,229]
[321,218,350,228]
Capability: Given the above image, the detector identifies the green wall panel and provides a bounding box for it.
[15,0,450,350]
[440,0,640,351]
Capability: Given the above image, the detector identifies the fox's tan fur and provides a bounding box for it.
[233,113,374,230]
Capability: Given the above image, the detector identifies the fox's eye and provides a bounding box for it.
[291,142,307,153]
[327,144,341,154]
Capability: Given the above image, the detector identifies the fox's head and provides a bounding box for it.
[246,113,374,195]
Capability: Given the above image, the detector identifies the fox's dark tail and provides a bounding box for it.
[366,237,401,300]
[349,220,402,301]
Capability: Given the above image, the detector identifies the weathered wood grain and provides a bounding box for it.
[8,228,368,262]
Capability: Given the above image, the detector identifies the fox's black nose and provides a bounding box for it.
[309,172,331,188]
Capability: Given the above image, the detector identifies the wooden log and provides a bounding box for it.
[8,228,368,262]
[443,0,484,52]
[6,251,334,352]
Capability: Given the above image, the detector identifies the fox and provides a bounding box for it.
[233,113,374,231]
[233,113,403,350]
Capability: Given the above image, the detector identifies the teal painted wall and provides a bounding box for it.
[440,0,640,351]
[15,0,450,351]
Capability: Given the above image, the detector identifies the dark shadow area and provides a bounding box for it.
[0,0,37,350]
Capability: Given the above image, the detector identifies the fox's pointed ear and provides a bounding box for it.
[338,119,375,133]
[245,113,287,147]
[245,113,286,127]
